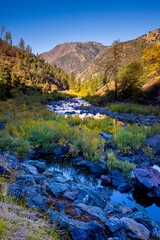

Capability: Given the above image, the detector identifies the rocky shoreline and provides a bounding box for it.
[47,98,160,126]
[1,147,160,240]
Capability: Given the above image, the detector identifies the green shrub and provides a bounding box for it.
[107,151,136,178]
[113,125,146,152]
[110,103,160,117]
[0,216,5,237]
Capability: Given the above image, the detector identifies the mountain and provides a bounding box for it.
[40,41,107,76]
[79,29,160,82]
[0,38,71,96]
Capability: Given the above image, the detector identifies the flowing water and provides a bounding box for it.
[47,97,160,222]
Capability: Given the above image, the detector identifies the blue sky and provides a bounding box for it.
[1,0,160,54]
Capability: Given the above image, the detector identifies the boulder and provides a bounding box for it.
[25,160,46,173]
[89,164,107,175]
[111,169,127,188]
[74,203,108,222]
[0,165,10,176]
[46,209,60,223]
[117,183,133,193]
[52,146,63,156]
[8,184,49,211]
[46,182,70,197]
[146,134,160,154]
[133,167,160,190]
[58,216,107,240]
[63,190,78,201]
[105,216,124,233]
[76,190,93,205]
[147,187,160,197]
[33,174,47,185]
[20,163,38,175]
[121,217,150,240]
[101,175,111,184]
[76,185,106,208]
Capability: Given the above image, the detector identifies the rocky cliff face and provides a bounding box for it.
[40,41,107,76]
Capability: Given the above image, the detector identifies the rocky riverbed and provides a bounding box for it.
[1,98,160,239]
[47,98,160,126]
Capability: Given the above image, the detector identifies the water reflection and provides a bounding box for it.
[46,156,101,188]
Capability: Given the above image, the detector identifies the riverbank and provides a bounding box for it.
[1,94,160,239]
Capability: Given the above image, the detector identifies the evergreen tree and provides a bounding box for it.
[0,25,5,39]
[111,39,121,99]
[19,38,25,49]
[69,72,76,90]
[5,31,12,45]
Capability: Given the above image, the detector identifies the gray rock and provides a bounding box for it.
[105,217,124,232]
[77,185,106,208]
[25,160,46,173]
[16,174,34,181]
[52,146,63,156]
[146,134,160,153]
[54,176,67,183]
[33,174,47,185]
[8,184,49,211]
[117,183,132,193]
[0,165,9,176]
[58,216,107,240]
[46,209,60,223]
[4,151,19,159]
[63,190,78,201]
[121,217,150,240]
[15,179,35,187]
[20,163,38,175]
[76,190,93,205]
[46,182,70,197]
[89,164,107,175]
[74,203,108,222]
[111,169,127,188]
[133,167,160,190]
[101,175,111,184]
[128,211,160,238]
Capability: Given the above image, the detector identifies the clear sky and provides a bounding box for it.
[1,0,160,54]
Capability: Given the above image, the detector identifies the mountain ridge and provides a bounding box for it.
[40,41,107,76]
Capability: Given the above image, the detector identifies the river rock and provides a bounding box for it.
[46,209,60,223]
[121,217,150,240]
[20,163,38,175]
[133,167,160,190]
[8,184,49,211]
[111,169,128,188]
[58,216,107,240]
[117,183,133,193]
[128,210,160,239]
[25,160,46,173]
[46,182,70,197]
[4,151,19,159]
[76,185,106,208]
[76,190,93,205]
[74,203,108,222]
[0,165,10,176]
[63,190,78,201]
[89,164,107,175]
[52,146,63,156]
[33,174,47,185]
[147,186,160,197]
[101,175,111,184]
[146,134,160,154]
